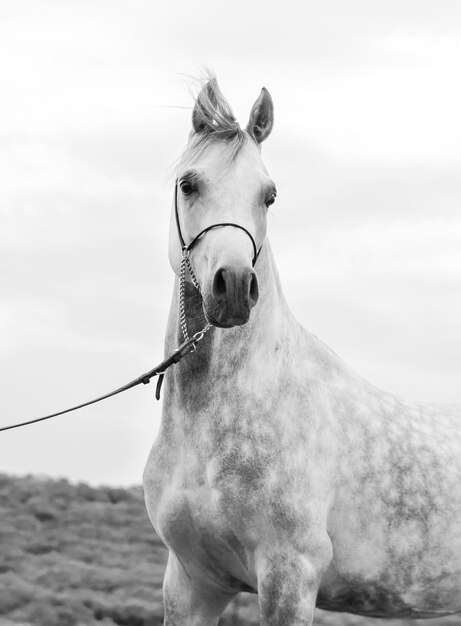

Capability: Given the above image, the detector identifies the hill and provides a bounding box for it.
[0,473,458,625]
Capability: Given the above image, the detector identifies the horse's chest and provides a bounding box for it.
[145,416,323,557]
[146,433,262,546]
[144,418,313,589]
[147,465,255,589]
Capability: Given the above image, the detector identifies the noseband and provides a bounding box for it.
[174,179,262,267]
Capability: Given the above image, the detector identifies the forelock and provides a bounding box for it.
[177,74,253,175]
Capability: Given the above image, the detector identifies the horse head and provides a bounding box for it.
[169,78,276,328]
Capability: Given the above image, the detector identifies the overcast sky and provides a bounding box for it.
[1,0,460,486]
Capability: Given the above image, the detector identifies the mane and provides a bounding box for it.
[176,75,250,176]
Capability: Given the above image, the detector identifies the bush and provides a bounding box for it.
[0,576,34,613]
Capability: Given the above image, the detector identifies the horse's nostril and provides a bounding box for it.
[213,268,228,301]
[249,272,259,306]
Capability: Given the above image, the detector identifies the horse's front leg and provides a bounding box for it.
[163,551,236,626]
[257,548,329,625]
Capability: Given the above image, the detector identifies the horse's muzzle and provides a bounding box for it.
[206,266,259,327]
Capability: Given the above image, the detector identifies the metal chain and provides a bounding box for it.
[179,249,211,343]
[179,253,190,342]
[184,252,201,291]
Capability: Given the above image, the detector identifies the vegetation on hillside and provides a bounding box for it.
[0,474,458,625]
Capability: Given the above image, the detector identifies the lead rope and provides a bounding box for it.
[0,251,212,432]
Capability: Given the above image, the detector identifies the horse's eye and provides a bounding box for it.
[180,180,194,196]
[265,192,277,208]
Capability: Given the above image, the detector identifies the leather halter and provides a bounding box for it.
[174,179,262,267]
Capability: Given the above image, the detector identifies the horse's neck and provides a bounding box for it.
[163,241,355,444]
[165,242,291,389]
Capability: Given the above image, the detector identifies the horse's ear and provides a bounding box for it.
[246,88,274,144]
[192,80,217,133]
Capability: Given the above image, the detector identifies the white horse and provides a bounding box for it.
[144,76,461,625]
